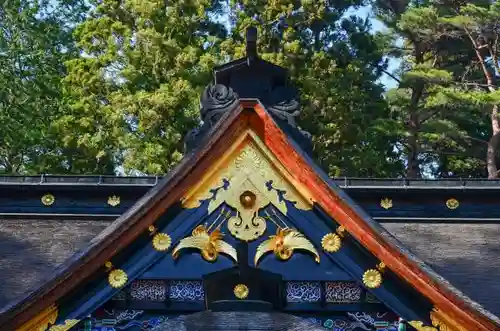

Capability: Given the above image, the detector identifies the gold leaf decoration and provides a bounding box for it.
[430,308,467,331]
[152,233,172,252]
[41,194,55,206]
[321,233,342,253]
[108,269,128,288]
[446,198,459,210]
[363,269,382,289]
[107,195,120,207]
[148,225,157,236]
[172,225,237,263]
[408,321,438,331]
[48,319,80,331]
[182,134,314,242]
[254,228,320,265]
[380,198,393,209]
[17,304,58,331]
[234,284,249,299]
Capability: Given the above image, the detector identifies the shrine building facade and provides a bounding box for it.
[0,27,499,331]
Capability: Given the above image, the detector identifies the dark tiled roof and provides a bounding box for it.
[1,218,498,321]
[0,219,111,305]
[382,223,500,317]
[151,311,327,331]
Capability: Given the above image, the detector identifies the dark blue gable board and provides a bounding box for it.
[54,198,432,326]
[55,202,211,322]
[142,204,352,281]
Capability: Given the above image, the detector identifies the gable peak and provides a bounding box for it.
[184,27,312,153]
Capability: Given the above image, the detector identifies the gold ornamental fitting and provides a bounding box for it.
[234,284,249,299]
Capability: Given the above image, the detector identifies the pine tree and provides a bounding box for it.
[221,0,403,177]
[375,0,499,178]
[0,0,88,174]
[60,0,227,174]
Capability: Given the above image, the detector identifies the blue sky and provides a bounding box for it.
[348,6,400,90]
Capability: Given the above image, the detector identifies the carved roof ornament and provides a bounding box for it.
[245,26,258,64]
[184,26,312,152]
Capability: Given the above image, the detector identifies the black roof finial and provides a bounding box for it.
[246,26,258,63]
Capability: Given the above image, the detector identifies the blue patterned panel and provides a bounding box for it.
[297,312,398,331]
[130,280,166,301]
[168,280,204,301]
[325,282,362,303]
[286,281,321,302]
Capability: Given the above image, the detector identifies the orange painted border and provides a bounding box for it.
[244,101,498,331]
[3,101,498,330]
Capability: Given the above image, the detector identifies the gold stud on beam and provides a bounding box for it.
[107,195,120,207]
[234,284,249,299]
[377,262,386,273]
[148,225,157,236]
[446,198,459,210]
[104,261,113,271]
[380,198,392,210]
[41,193,55,206]
[336,225,346,237]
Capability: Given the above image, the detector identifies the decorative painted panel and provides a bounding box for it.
[71,309,175,331]
[325,282,362,303]
[286,281,321,303]
[168,280,204,301]
[299,312,399,331]
[130,280,167,301]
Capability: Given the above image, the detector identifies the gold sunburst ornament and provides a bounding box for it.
[254,228,320,265]
[152,233,172,252]
[446,198,459,210]
[363,269,383,289]
[108,195,120,207]
[321,233,342,253]
[41,194,55,206]
[108,269,128,288]
[234,284,249,299]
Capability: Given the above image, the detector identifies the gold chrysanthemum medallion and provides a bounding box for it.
[234,284,249,299]
[363,269,382,289]
[321,233,342,253]
[41,193,55,206]
[446,198,459,210]
[108,269,128,288]
[152,233,172,252]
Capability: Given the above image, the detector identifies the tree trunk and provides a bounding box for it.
[487,104,500,178]
[407,112,420,178]
[468,30,499,178]
[406,40,424,179]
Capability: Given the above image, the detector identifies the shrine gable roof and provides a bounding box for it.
[0,26,499,331]
[1,101,499,331]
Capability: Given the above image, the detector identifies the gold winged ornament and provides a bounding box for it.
[172,225,238,263]
[254,228,320,265]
